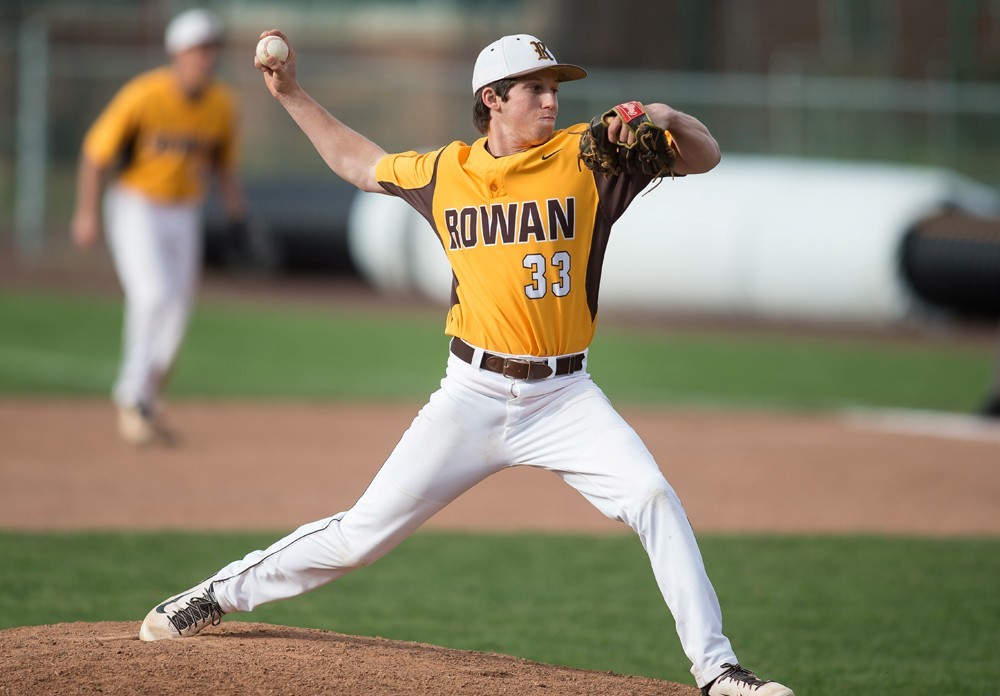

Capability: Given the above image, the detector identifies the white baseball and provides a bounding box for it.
[256,36,289,65]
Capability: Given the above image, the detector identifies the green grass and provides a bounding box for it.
[0,290,445,400]
[0,531,997,695]
[591,328,992,411]
[0,289,992,411]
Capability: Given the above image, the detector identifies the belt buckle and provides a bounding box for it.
[501,357,532,379]
[505,357,554,380]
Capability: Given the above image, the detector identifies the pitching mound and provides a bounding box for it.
[0,622,698,696]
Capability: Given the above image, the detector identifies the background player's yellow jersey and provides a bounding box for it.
[376,126,653,357]
[83,67,238,204]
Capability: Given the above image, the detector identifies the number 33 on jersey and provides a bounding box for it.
[376,125,655,357]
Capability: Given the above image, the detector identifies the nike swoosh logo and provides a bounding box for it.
[154,589,195,614]
[541,150,562,161]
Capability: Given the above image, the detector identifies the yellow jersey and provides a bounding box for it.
[83,66,238,204]
[376,127,654,356]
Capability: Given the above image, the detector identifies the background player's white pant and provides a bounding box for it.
[210,352,739,687]
[105,185,202,410]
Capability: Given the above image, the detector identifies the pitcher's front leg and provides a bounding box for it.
[210,375,507,613]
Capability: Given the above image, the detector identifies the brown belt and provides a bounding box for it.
[449,338,584,381]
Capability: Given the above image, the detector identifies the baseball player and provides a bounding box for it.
[70,8,245,445]
[138,32,793,696]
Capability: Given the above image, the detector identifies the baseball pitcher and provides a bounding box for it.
[137,31,793,696]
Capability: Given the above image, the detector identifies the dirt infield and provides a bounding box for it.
[2,399,998,535]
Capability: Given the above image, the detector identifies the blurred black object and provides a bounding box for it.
[218,217,253,267]
[981,395,1000,418]
[203,177,360,275]
[900,209,1000,321]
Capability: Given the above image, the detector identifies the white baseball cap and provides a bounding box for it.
[472,34,587,94]
[164,8,224,55]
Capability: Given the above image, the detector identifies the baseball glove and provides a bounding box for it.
[578,101,676,178]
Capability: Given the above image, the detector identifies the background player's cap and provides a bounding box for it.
[472,34,587,94]
[165,8,224,55]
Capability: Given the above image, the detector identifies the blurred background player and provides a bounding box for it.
[69,8,246,445]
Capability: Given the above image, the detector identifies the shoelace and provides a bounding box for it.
[167,588,223,635]
[718,663,770,689]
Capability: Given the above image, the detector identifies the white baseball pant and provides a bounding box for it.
[104,184,202,411]
[209,348,739,687]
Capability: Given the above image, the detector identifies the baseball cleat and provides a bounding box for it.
[118,405,157,446]
[703,663,793,696]
[139,579,224,641]
[118,404,178,447]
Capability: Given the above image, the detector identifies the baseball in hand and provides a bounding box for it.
[256,36,289,65]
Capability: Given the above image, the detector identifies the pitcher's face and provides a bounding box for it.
[495,72,560,147]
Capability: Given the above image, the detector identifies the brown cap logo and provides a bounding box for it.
[530,40,554,61]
